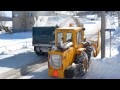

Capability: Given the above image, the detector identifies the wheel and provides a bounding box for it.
[79,58,89,76]
[64,64,78,78]
[83,57,89,73]
[34,46,44,56]
[74,51,88,64]
[74,51,89,76]
[85,46,94,61]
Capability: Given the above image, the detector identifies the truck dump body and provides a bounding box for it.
[32,26,56,45]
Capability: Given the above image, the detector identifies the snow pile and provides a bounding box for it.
[85,27,120,79]
[0,30,6,34]
[34,16,67,27]
[0,32,32,55]
[4,21,12,28]
[86,15,98,20]
[86,56,120,79]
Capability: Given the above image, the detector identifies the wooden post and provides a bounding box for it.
[101,11,106,58]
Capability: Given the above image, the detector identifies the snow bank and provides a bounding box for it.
[86,15,98,20]
[86,53,120,79]
[34,16,67,27]
[0,32,32,55]
[85,24,120,79]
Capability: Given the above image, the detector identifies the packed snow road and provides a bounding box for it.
[18,61,49,79]
[0,48,48,79]
[0,32,48,79]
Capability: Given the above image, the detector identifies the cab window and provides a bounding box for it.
[66,33,72,42]
[57,32,63,45]
[77,31,81,44]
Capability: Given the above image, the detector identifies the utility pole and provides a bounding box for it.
[101,11,106,58]
[118,11,120,27]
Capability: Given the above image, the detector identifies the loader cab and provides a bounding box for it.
[55,27,85,49]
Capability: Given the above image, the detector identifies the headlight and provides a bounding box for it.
[49,54,62,69]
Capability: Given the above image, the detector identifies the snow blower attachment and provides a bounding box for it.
[48,25,101,78]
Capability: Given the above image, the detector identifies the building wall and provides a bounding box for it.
[12,11,26,32]
[12,11,56,32]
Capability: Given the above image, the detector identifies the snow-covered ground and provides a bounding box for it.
[0,32,32,57]
[85,17,120,79]
[0,31,48,79]
[18,62,49,79]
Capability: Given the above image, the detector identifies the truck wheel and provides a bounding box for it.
[34,46,44,56]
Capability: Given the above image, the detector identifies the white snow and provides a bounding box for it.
[0,31,49,78]
[34,16,67,27]
[85,17,120,79]
[4,21,12,28]
[84,21,101,41]
[86,15,98,20]
[18,62,49,79]
[0,32,32,57]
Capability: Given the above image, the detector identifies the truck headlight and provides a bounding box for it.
[49,54,62,69]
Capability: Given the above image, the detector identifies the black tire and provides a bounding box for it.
[34,46,44,56]
[76,63,86,77]
[82,57,89,74]
[74,51,88,64]
[74,51,89,76]
[85,46,94,61]
[64,64,78,78]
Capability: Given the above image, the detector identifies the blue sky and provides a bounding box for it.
[4,11,12,17]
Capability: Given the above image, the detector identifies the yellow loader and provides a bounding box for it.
[48,17,100,78]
